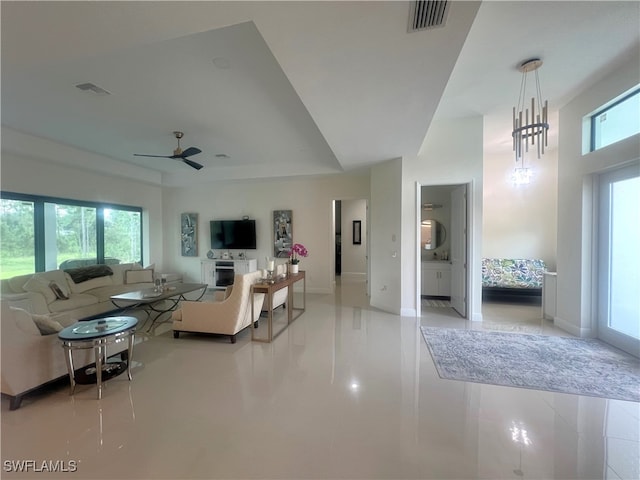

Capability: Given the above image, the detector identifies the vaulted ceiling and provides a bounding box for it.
[2,2,638,187]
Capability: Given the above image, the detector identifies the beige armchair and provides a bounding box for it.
[172,271,264,343]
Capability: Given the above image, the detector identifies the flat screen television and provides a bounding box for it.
[210,219,257,250]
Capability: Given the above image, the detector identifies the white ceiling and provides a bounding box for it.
[2,1,639,187]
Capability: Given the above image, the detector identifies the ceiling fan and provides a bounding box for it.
[134,131,204,170]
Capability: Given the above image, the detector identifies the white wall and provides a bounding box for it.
[483,148,558,270]
[369,158,403,314]
[0,149,164,268]
[162,172,370,294]
[556,47,640,337]
[403,116,484,320]
[340,199,367,279]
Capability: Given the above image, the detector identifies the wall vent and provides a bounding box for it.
[408,0,450,32]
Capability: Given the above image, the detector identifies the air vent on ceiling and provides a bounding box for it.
[75,82,111,96]
[408,0,450,32]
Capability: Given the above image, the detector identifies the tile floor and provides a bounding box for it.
[1,278,638,479]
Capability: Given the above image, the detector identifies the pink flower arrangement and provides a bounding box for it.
[288,243,308,265]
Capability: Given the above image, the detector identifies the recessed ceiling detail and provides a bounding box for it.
[408,0,449,32]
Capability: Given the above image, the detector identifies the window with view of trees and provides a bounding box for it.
[0,199,36,279]
[0,193,142,279]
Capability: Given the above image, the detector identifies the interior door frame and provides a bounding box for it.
[415,181,470,319]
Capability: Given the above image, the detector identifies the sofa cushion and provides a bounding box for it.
[482,258,546,288]
[64,264,113,284]
[8,307,41,336]
[9,307,63,335]
[48,294,99,313]
[109,264,128,285]
[23,276,57,304]
[31,313,64,335]
[125,269,154,284]
[35,270,71,297]
[7,274,33,293]
[66,273,113,294]
[110,263,140,285]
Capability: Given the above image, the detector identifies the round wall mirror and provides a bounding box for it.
[420,220,446,250]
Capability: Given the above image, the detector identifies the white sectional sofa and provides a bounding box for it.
[1,263,155,321]
[1,263,156,409]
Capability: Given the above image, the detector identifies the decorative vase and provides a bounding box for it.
[290,263,299,274]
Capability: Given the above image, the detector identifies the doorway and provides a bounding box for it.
[333,199,369,293]
[597,162,640,356]
[418,183,468,318]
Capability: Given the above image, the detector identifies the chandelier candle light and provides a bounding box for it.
[512,58,549,162]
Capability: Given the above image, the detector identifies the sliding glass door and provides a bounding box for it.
[598,162,640,356]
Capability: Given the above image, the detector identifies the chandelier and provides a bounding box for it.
[512,58,549,162]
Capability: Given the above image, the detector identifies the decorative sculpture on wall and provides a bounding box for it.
[181,213,198,257]
[273,210,293,258]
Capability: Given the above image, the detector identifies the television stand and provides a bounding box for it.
[201,258,257,289]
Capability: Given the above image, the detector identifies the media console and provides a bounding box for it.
[201,259,257,290]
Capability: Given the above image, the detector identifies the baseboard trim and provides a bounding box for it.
[553,316,593,338]
[340,272,367,281]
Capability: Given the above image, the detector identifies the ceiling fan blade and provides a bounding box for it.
[180,147,202,158]
[182,158,204,170]
[133,153,172,158]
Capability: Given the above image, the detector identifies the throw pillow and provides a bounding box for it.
[64,265,114,284]
[65,273,113,294]
[31,313,64,335]
[49,281,69,300]
[125,269,154,284]
[23,275,57,304]
[9,307,42,336]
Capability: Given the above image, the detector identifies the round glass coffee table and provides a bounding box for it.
[58,316,138,399]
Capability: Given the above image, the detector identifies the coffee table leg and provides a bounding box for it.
[127,332,135,381]
[63,344,76,395]
[95,342,103,400]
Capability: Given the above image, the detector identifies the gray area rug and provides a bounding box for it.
[421,327,640,402]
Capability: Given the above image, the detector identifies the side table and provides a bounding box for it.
[58,316,138,400]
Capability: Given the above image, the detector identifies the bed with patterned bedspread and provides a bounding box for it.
[482,258,546,304]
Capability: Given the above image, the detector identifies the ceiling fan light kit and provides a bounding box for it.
[134,131,204,170]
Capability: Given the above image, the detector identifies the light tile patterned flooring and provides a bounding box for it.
[1,277,638,479]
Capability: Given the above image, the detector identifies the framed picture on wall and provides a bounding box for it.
[353,220,362,245]
[273,210,293,258]
[181,213,198,257]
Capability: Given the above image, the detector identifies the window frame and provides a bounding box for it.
[0,191,143,273]
[590,87,640,152]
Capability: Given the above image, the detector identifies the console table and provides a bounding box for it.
[251,271,305,343]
